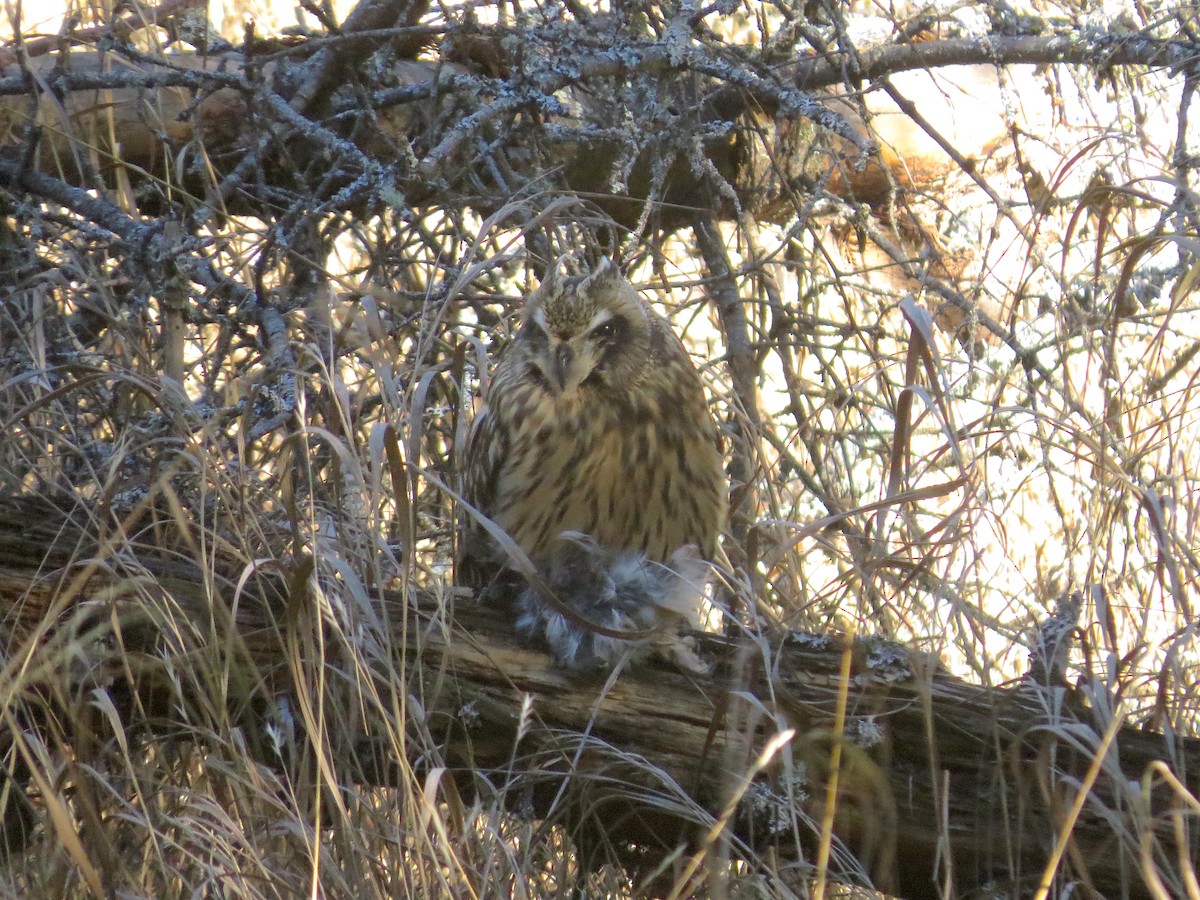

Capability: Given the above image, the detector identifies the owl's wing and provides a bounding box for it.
[457,399,509,589]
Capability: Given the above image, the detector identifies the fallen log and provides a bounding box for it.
[0,496,1195,898]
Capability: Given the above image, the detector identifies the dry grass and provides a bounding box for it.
[1,0,1199,896]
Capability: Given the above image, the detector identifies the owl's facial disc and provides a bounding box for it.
[528,306,627,394]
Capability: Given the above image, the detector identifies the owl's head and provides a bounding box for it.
[519,258,652,394]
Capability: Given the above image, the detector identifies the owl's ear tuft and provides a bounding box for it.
[537,255,572,298]
[581,257,621,292]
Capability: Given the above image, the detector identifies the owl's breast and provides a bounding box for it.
[491,382,723,562]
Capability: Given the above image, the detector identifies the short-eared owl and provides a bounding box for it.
[459,259,725,669]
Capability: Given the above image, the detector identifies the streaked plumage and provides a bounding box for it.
[458,258,725,668]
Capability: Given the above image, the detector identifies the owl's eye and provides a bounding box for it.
[522,317,549,348]
[590,316,625,342]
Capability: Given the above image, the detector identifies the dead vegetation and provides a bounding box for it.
[0,0,1199,897]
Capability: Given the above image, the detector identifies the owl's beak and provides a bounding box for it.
[551,343,574,392]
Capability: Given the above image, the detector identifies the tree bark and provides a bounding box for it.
[0,497,1195,899]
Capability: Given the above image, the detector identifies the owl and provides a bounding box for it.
[459,258,725,669]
